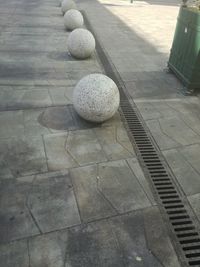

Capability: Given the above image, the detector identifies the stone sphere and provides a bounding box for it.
[67,29,95,59]
[73,74,120,122]
[64,9,84,31]
[61,0,77,14]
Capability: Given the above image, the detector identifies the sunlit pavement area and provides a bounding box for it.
[1,0,200,266]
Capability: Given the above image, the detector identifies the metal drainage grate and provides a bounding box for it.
[120,98,200,267]
[83,12,200,267]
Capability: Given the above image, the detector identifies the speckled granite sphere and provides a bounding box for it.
[61,0,76,14]
[64,9,84,31]
[67,29,95,59]
[73,74,120,122]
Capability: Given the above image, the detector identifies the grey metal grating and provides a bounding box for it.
[120,99,200,267]
[83,12,200,267]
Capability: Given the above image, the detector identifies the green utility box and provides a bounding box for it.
[168,6,200,93]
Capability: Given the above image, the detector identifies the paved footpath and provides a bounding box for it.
[79,0,200,226]
[0,0,199,266]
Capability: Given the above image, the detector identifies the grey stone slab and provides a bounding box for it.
[28,170,81,232]
[43,132,78,171]
[16,88,52,108]
[135,101,162,121]
[66,129,107,166]
[149,101,183,118]
[0,240,29,267]
[165,98,200,116]
[188,193,200,221]
[38,106,75,131]
[0,136,47,179]
[122,71,181,96]
[180,144,200,175]
[97,160,152,213]
[0,179,40,243]
[136,100,186,121]
[101,112,122,127]
[70,160,151,222]
[23,109,51,136]
[70,107,100,130]
[176,112,200,137]
[124,78,180,99]
[157,117,200,146]
[146,119,180,151]
[0,37,68,53]
[109,210,162,266]
[56,57,103,73]
[70,164,116,222]
[0,70,76,88]
[29,231,68,267]
[127,157,156,205]
[48,86,73,105]
[38,105,98,133]
[46,78,76,87]
[163,148,200,196]
[16,219,128,267]
[0,111,24,138]
[65,220,124,267]
[66,68,103,82]
[144,206,181,267]
[148,117,200,149]
[94,125,135,161]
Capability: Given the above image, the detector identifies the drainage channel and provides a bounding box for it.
[83,12,200,267]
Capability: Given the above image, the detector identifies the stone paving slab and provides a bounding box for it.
[0,240,29,267]
[0,207,180,267]
[70,159,152,222]
[0,87,52,110]
[188,193,200,222]
[43,124,135,170]
[0,170,80,243]
[148,116,200,147]
[27,170,81,233]
[0,136,47,179]
[127,157,156,205]
[163,148,200,196]
[0,179,40,243]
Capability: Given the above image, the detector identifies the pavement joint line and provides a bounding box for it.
[126,158,156,206]
[0,204,159,246]
[0,104,71,112]
[41,134,50,172]
[0,156,136,181]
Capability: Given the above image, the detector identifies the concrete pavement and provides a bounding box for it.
[1,0,200,266]
[79,0,200,217]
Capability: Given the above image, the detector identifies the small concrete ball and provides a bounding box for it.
[67,29,95,59]
[64,9,84,31]
[73,74,120,122]
[61,0,77,14]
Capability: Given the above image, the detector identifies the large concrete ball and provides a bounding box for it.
[73,74,120,122]
[67,29,95,59]
[64,9,84,31]
[61,0,77,14]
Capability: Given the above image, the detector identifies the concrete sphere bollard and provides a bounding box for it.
[64,9,84,31]
[73,74,120,122]
[61,0,77,14]
[67,29,95,59]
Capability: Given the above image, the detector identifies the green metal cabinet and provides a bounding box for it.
[168,7,200,93]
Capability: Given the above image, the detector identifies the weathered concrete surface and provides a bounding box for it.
[70,159,152,222]
[0,0,184,265]
[0,171,80,242]
[78,0,200,206]
[0,207,180,267]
